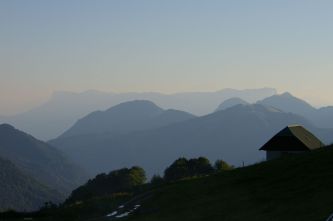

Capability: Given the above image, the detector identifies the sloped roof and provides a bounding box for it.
[260,125,324,151]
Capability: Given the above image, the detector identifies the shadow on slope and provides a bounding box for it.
[129,146,333,221]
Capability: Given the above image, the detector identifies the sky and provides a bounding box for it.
[1,0,333,114]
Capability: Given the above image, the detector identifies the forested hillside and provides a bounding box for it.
[0,124,87,196]
[0,156,62,211]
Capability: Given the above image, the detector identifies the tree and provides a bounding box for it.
[164,158,190,181]
[129,166,147,186]
[164,157,214,181]
[150,174,164,186]
[66,166,146,203]
[188,157,214,176]
[214,159,233,171]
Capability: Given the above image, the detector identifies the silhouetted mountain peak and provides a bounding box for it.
[56,100,194,139]
[225,103,281,113]
[0,123,15,130]
[261,92,311,104]
[257,92,316,116]
[215,97,249,111]
[105,100,163,115]
[0,123,33,142]
[280,92,294,98]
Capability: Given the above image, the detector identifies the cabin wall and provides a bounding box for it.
[266,151,306,160]
[266,151,282,160]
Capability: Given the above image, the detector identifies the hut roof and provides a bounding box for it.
[259,125,324,151]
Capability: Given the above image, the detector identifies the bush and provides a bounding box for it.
[214,160,234,171]
[66,166,146,203]
[164,157,214,182]
[150,174,164,186]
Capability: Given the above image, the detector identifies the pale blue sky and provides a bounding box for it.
[1,0,333,114]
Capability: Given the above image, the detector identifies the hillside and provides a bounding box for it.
[10,145,333,220]
[126,147,333,221]
[0,156,62,212]
[0,124,87,196]
[51,104,333,177]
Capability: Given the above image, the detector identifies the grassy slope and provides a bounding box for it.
[129,147,333,221]
[1,194,132,221]
[41,194,131,221]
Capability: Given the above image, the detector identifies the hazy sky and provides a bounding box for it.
[1,0,333,114]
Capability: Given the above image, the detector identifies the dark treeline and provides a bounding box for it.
[163,157,233,182]
[0,156,233,220]
[66,166,146,204]
[67,157,233,204]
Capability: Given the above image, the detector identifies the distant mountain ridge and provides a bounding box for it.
[214,92,333,129]
[258,92,316,116]
[258,92,333,128]
[215,97,249,111]
[0,124,87,197]
[0,88,277,140]
[57,100,195,139]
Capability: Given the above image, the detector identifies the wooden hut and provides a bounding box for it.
[259,125,324,160]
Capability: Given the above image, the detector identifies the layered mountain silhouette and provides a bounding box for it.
[258,92,333,128]
[258,92,316,117]
[315,106,333,128]
[0,156,62,211]
[58,100,195,139]
[0,124,87,197]
[0,88,276,140]
[215,97,249,111]
[51,101,333,177]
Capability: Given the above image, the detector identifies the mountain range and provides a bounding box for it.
[3,89,333,212]
[0,88,276,140]
[50,100,333,177]
[58,100,195,139]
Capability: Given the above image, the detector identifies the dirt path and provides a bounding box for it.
[87,190,155,221]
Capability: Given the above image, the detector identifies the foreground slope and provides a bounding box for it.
[0,124,87,196]
[129,147,333,221]
[0,157,61,211]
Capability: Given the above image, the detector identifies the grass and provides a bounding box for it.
[127,147,333,221]
[5,147,333,221]
[0,193,132,221]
